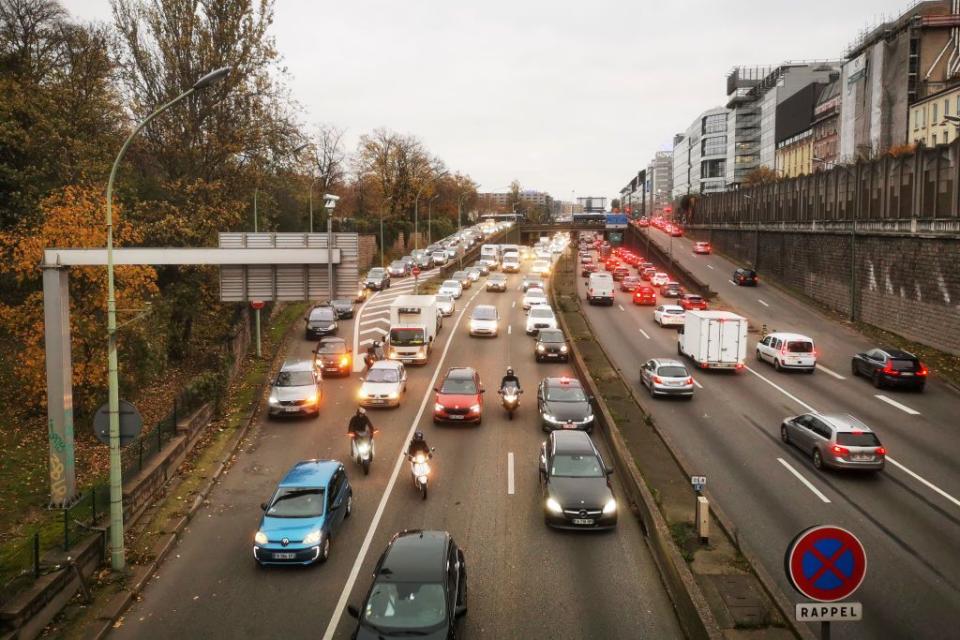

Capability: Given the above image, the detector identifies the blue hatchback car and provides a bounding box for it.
[253,460,352,566]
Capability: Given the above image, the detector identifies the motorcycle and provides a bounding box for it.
[349,429,378,475]
[364,341,385,370]
[499,385,522,420]
[407,449,435,500]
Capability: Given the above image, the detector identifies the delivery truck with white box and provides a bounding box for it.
[387,295,440,365]
[677,310,748,370]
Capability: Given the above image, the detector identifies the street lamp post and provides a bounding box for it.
[324,194,339,301]
[414,170,449,250]
[104,66,230,571]
[457,185,478,270]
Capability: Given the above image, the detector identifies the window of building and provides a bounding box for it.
[933,103,939,124]
[945,99,951,117]
[932,133,938,146]
[914,109,920,130]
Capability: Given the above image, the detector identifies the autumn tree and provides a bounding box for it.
[743,166,780,185]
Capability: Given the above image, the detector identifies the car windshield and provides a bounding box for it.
[787,341,813,353]
[551,453,604,478]
[441,376,477,394]
[317,341,346,354]
[275,370,314,386]
[545,385,587,402]
[666,308,684,315]
[390,262,405,269]
[310,307,336,321]
[490,275,507,282]
[332,299,352,307]
[657,366,688,378]
[362,581,447,630]
[530,308,554,319]
[527,291,546,299]
[266,487,324,518]
[390,328,425,346]
[539,330,564,343]
[436,295,452,303]
[473,307,497,320]
[442,280,459,288]
[836,432,881,446]
[685,296,702,303]
[369,269,385,277]
[367,368,400,383]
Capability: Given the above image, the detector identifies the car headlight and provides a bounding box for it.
[543,414,560,423]
[560,345,568,352]
[603,498,617,515]
[584,414,594,423]
[434,403,445,412]
[546,497,563,514]
[255,531,268,545]
[537,344,546,352]
[269,395,279,406]
[470,403,481,413]
[302,530,322,546]
[387,391,399,399]
[339,355,350,367]
[331,322,338,330]
[390,348,399,357]
[357,388,368,399]
[306,393,318,405]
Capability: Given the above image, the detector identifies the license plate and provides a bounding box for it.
[852,455,872,462]
[563,422,575,429]
[901,372,913,377]
[273,552,296,560]
[372,399,385,404]
[572,518,594,525]
[448,415,463,420]
[285,407,300,413]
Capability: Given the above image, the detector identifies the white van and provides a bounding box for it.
[755,332,817,373]
[501,252,521,273]
[586,272,614,306]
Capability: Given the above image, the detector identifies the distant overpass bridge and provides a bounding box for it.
[517,220,617,242]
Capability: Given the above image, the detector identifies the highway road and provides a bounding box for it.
[110,250,682,640]
[578,227,960,640]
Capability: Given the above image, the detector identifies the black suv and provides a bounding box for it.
[348,530,467,639]
[535,329,569,362]
[732,267,758,286]
[851,347,928,391]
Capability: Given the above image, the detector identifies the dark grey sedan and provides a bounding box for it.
[781,412,885,472]
[538,377,594,432]
[539,431,617,530]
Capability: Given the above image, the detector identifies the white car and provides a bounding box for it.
[465,267,482,282]
[522,287,548,310]
[479,257,498,272]
[431,251,448,266]
[439,279,463,299]
[651,272,670,287]
[654,304,686,327]
[358,360,407,408]
[756,332,817,372]
[535,248,552,260]
[531,259,552,276]
[469,305,500,337]
[436,294,455,317]
[526,306,558,335]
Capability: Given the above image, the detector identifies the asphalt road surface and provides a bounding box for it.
[579,228,960,640]
[111,253,683,640]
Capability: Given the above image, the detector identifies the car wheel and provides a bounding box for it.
[774,359,782,372]
[319,537,331,563]
[872,372,884,388]
[812,449,823,470]
[756,349,763,362]
[345,492,353,518]
[780,425,789,444]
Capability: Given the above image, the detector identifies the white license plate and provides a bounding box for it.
[448,414,464,420]
[273,552,296,560]
[900,372,913,377]
[372,399,385,404]
[572,518,594,525]
[852,455,872,462]
[563,422,576,429]
[285,407,300,413]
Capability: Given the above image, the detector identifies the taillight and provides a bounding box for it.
[735,362,744,370]
[882,361,899,376]
[875,447,887,456]
[685,377,694,385]
[917,364,929,376]
[831,445,849,457]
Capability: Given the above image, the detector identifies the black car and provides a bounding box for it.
[305,304,338,339]
[851,347,928,391]
[387,260,409,278]
[313,337,352,377]
[364,267,391,291]
[539,431,617,530]
[331,298,355,319]
[733,267,758,286]
[535,329,569,362]
[538,377,594,432]
[347,530,467,639]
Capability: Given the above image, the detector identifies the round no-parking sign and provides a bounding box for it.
[785,525,867,602]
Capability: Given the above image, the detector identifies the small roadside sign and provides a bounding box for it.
[795,602,862,622]
[250,300,265,310]
[691,475,707,491]
[412,266,421,278]
[93,400,143,447]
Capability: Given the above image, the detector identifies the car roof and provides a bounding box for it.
[544,376,582,388]
[551,430,595,454]
[660,304,684,311]
[767,332,812,341]
[446,367,476,379]
[651,358,686,368]
[279,460,339,487]
[280,359,314,372]
[377,530,450,583]
[879,347,916,359]
[370,360,402,370]
[816,413,875,433]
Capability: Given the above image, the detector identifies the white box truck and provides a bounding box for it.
[387,295,440,365]
[586,272,615,306]
[677,310,748,370]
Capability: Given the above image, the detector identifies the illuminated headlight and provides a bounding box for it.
[390,349,399,357]
[268,394,279,406]
[543,414,561,423]
[469,403,481,413]
[255,531,268,545]
[560,345,568,352]
[357,442,371,455]
[331,322,338,330]
[537,344,546,352]
[470,320,479,330]
[546,497,563,514]
[583,414,594,423]
[357,388,369,399]
[302,530,322,546]
[306,393,318,405]
[387,391,399,399]
[603,498,617,515]
[434,403,445,413]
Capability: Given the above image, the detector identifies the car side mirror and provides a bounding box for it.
[260,502,268,511]
[605,465,614,476]
[347,605,360,619]
[455,605,468,618]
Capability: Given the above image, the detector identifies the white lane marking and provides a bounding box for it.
[692,378,703,389]
[507,452,515,495]
[361,308,391,318]
[875,394,921,416]
[322,286,484,640]
[638,328,651,340]
[728,280,737,286]
[353,291,380,371]
[706,264,715,270]
[512,301,516,308]
[361,301,393,311]
[816,364,846,380]
[745,366,817,412]
[359,327,389,337]
[359,317,391,328]
[887,457,960,509]
[508,325,512,335]
[618,304,625,311]
[777,458,831,503]
[758,299,769,308]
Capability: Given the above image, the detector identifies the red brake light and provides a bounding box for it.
[831,445,850,457]
[917,364,929,376]
[875,447,886,456]
[735,362,744,370]
[882,361,899,375]
[685,377,693,384]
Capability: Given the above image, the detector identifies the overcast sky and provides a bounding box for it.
[71,0,911,200]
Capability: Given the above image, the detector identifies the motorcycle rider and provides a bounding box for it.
[407,431,431,460]
[348,408,375,460]
[500,367,521,394]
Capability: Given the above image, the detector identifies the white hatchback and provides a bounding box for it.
[522,287,548,310]
[654,304,686,327]
[756,332,817,373]
[651,272,670,287]
[531,259,552,276]
[526,306,558,335]
[436,294,456,317]
[439,279,463,299]
[358,360,407,408]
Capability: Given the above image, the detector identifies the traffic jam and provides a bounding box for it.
[253,223,621,637]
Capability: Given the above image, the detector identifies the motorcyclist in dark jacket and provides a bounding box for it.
[500,367,521,393]
[407,431,431,459]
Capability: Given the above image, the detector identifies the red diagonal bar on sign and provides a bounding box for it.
[807,542,849,586]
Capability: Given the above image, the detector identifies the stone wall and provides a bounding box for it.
[358,234,376,270]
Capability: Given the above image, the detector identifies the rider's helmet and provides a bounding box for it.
[357,407,366,416]
[506,367,514,377]
[413,431,425,442]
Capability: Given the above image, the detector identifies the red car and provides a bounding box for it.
[632,286,657,305]
[670,226,684,237]
[640,267,656,281]
[433,367,484,424]
[581,263,598,277]
[693,241,711,254]
[680,294,708,310]
[604,260,619,272]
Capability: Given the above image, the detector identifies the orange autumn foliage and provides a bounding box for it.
[0,185,158,415]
